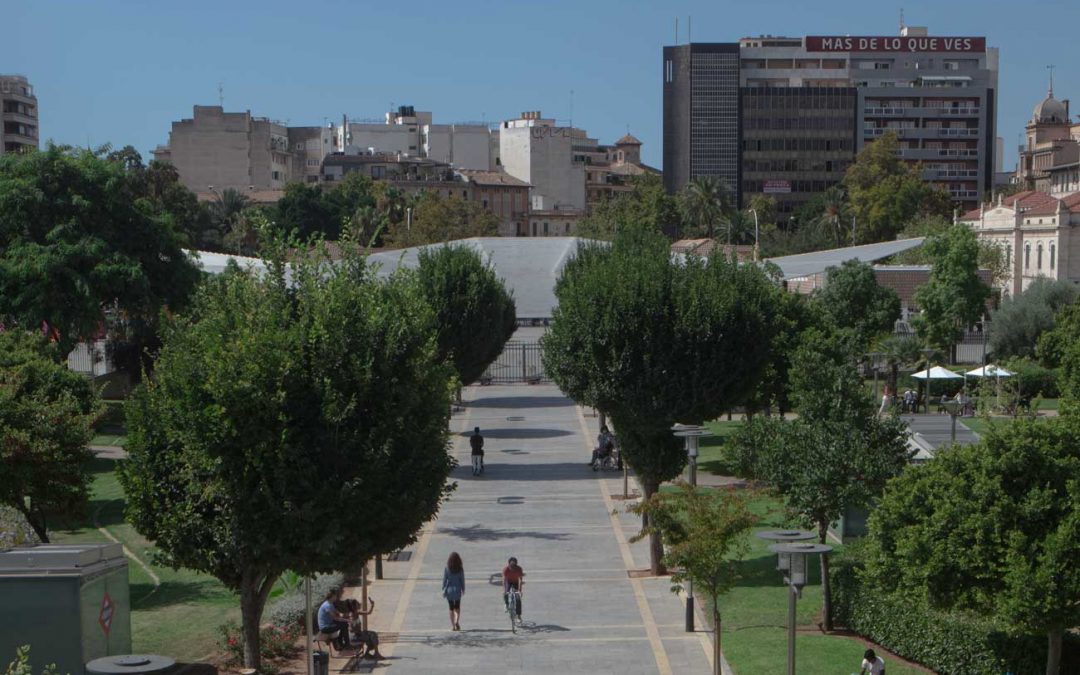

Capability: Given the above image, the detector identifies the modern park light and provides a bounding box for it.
[760,538,833,675]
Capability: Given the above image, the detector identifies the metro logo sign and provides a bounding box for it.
[98,592,114,637]
[805,36,985,53]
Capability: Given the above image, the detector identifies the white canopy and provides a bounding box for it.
[964,365,1014,378]
[911,366,964,380]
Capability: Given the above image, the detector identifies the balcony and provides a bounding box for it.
[948,189,980,199]
[2,110,37,125]
[923,168,980,179]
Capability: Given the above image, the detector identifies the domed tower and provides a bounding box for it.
[1026,79,1071,149]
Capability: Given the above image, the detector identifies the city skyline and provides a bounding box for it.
[4,0,1080,172]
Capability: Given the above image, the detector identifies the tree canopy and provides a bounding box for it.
[989,278,1077,360]
[0,331,99,543]
[0,146,201,356]
[913,224,990,352]
[414,244,517,385]
[387,191,499,247]
[863,416,1080,674]
[120,245,455,668]
[543,225,778,572]
[678,176,733,240]
[844,133,953,242]
[811,260,901,350]
[575,174,678,240]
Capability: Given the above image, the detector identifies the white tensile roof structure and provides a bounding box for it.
[765,238,925,281]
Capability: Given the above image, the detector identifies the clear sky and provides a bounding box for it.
[5,0,1078,171]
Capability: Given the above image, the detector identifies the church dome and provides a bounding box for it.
[1033,93,1068,124]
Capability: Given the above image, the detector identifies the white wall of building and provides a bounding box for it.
[500,118,585,211]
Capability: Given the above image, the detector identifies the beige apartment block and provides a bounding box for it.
[153,105,293,193]
[1,75,39,154]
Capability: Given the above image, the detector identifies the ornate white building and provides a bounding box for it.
[958,190,1080,297]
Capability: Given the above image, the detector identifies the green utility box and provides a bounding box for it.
[0,544,131,674]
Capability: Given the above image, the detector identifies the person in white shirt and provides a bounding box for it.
[860,648,886,675]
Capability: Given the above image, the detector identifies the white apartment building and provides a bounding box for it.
[1,75,38,154]
[335,106,491,170]
[498,111,587,213]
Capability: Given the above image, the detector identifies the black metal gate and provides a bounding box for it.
[481,341,548,384]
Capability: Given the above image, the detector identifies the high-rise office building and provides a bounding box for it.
[663,27,998,215]
[1,75,39,154]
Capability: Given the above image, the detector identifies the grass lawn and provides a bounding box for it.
[52,458,240,662]
[90,433,127,447]
[698,420,745,476]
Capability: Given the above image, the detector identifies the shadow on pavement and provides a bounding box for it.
[457,428,574,439]
[454,463,619,481]
[439,524,572,542]
[466,396,575,409]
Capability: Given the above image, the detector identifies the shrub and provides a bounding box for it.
[266,572,346,628]
[219,620,302,670]
[1003,356,1059,399]
[832,545,1080,675]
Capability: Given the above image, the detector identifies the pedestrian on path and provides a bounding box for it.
[470,427,484,475]
[442,552,466,631]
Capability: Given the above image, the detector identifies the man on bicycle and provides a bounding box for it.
[502,556,525,619]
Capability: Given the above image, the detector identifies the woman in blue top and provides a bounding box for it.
[442,551,466,631]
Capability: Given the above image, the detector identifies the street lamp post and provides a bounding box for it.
[768,541,834,675]
[748,208,760,261]
[867,352,882,401]
[673,424,712,632]
[920,348,937,414]
[943,398,961,444]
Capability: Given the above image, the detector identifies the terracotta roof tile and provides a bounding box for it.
[456,169,531,187]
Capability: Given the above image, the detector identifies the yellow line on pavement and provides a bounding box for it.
[576,406,673,675]
[383,391,474,659]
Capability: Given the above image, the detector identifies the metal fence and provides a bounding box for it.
[480,341,549,384]
[892,325,990,365]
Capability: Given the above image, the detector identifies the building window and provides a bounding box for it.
[1005,245,1011,268]
[531,222,537,236]
[1038,243,1044,269]
[1025,244,1031,269]
[482,200,488,208]
[1050,244,1056,270]
[543,222,549,236]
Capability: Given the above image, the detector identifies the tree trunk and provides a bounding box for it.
[1047,628,1063,675]
[17,504,49,544]
[641,478,666,575]
[818,521,833,631]
[712,606,722,675]
[239,571,278,668]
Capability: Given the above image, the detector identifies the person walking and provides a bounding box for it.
[469,427,484,476]
[442,552,466,631]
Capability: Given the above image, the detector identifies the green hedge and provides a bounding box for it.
[832,547,1080,675]
[266,572,346,628]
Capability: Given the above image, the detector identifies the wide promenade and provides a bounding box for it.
[363,384,717,675]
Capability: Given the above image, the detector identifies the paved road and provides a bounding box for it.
[902,413,979,453]
[368,384,716,675]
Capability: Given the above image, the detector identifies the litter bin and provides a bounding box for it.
[0,544,130,675]
[86,655,175,675]
[313,650,329,675]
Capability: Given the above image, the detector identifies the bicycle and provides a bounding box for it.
[504,586,522,633]
[592,448,621,472]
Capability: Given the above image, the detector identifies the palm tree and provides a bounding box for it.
[875,333,923,404]
[210,189,253,255]
[816,186,849,247]
[678,176,732,240]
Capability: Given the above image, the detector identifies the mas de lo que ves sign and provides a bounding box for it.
[804,36,986,53]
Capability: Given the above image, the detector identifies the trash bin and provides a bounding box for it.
[86,655,175,675]
[313,650,329,675]
[0,544,130,675]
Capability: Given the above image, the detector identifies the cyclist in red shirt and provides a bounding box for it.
[502,557,525,619]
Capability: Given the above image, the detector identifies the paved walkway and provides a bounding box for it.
[902,413,979,452]
[348,384,717,675]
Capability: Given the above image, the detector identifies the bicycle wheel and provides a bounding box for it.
[507,593,516,633]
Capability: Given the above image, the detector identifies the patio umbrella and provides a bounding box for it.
[963,365,1014,378]
[910,366,964,413]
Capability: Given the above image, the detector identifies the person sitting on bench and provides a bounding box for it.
[317,587,351,650]
[342,598,383,659]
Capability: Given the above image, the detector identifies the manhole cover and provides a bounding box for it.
[506,416,525,421]
[497,496,525,505]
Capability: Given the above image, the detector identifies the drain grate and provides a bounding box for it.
[506,415,525,421]
[497,496,525,505]
[386,550,412,562]
[501,448,528,454]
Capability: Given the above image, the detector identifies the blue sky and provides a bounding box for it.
[5,0,1078,171]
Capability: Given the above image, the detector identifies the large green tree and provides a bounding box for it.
[864,416,1080,675]
[0,331,100,543]
[120,245,455,669]
[414,244,517,385]
[543,225,777,573]
[989,278,1077,360]
[388,192,499,247]
[843,132,953,242]
[730,328,911,629]
[811,259,901,350]
[913,224,990,355]
[0,146,201,356]
[576,174,679,240]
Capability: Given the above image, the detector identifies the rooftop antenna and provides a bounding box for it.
[688,15,692,43]
[569,89,574,129]
[899,8,905,33]
[218,83,224,108]
[1047,64,1056,97]
[675,17,679,44]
